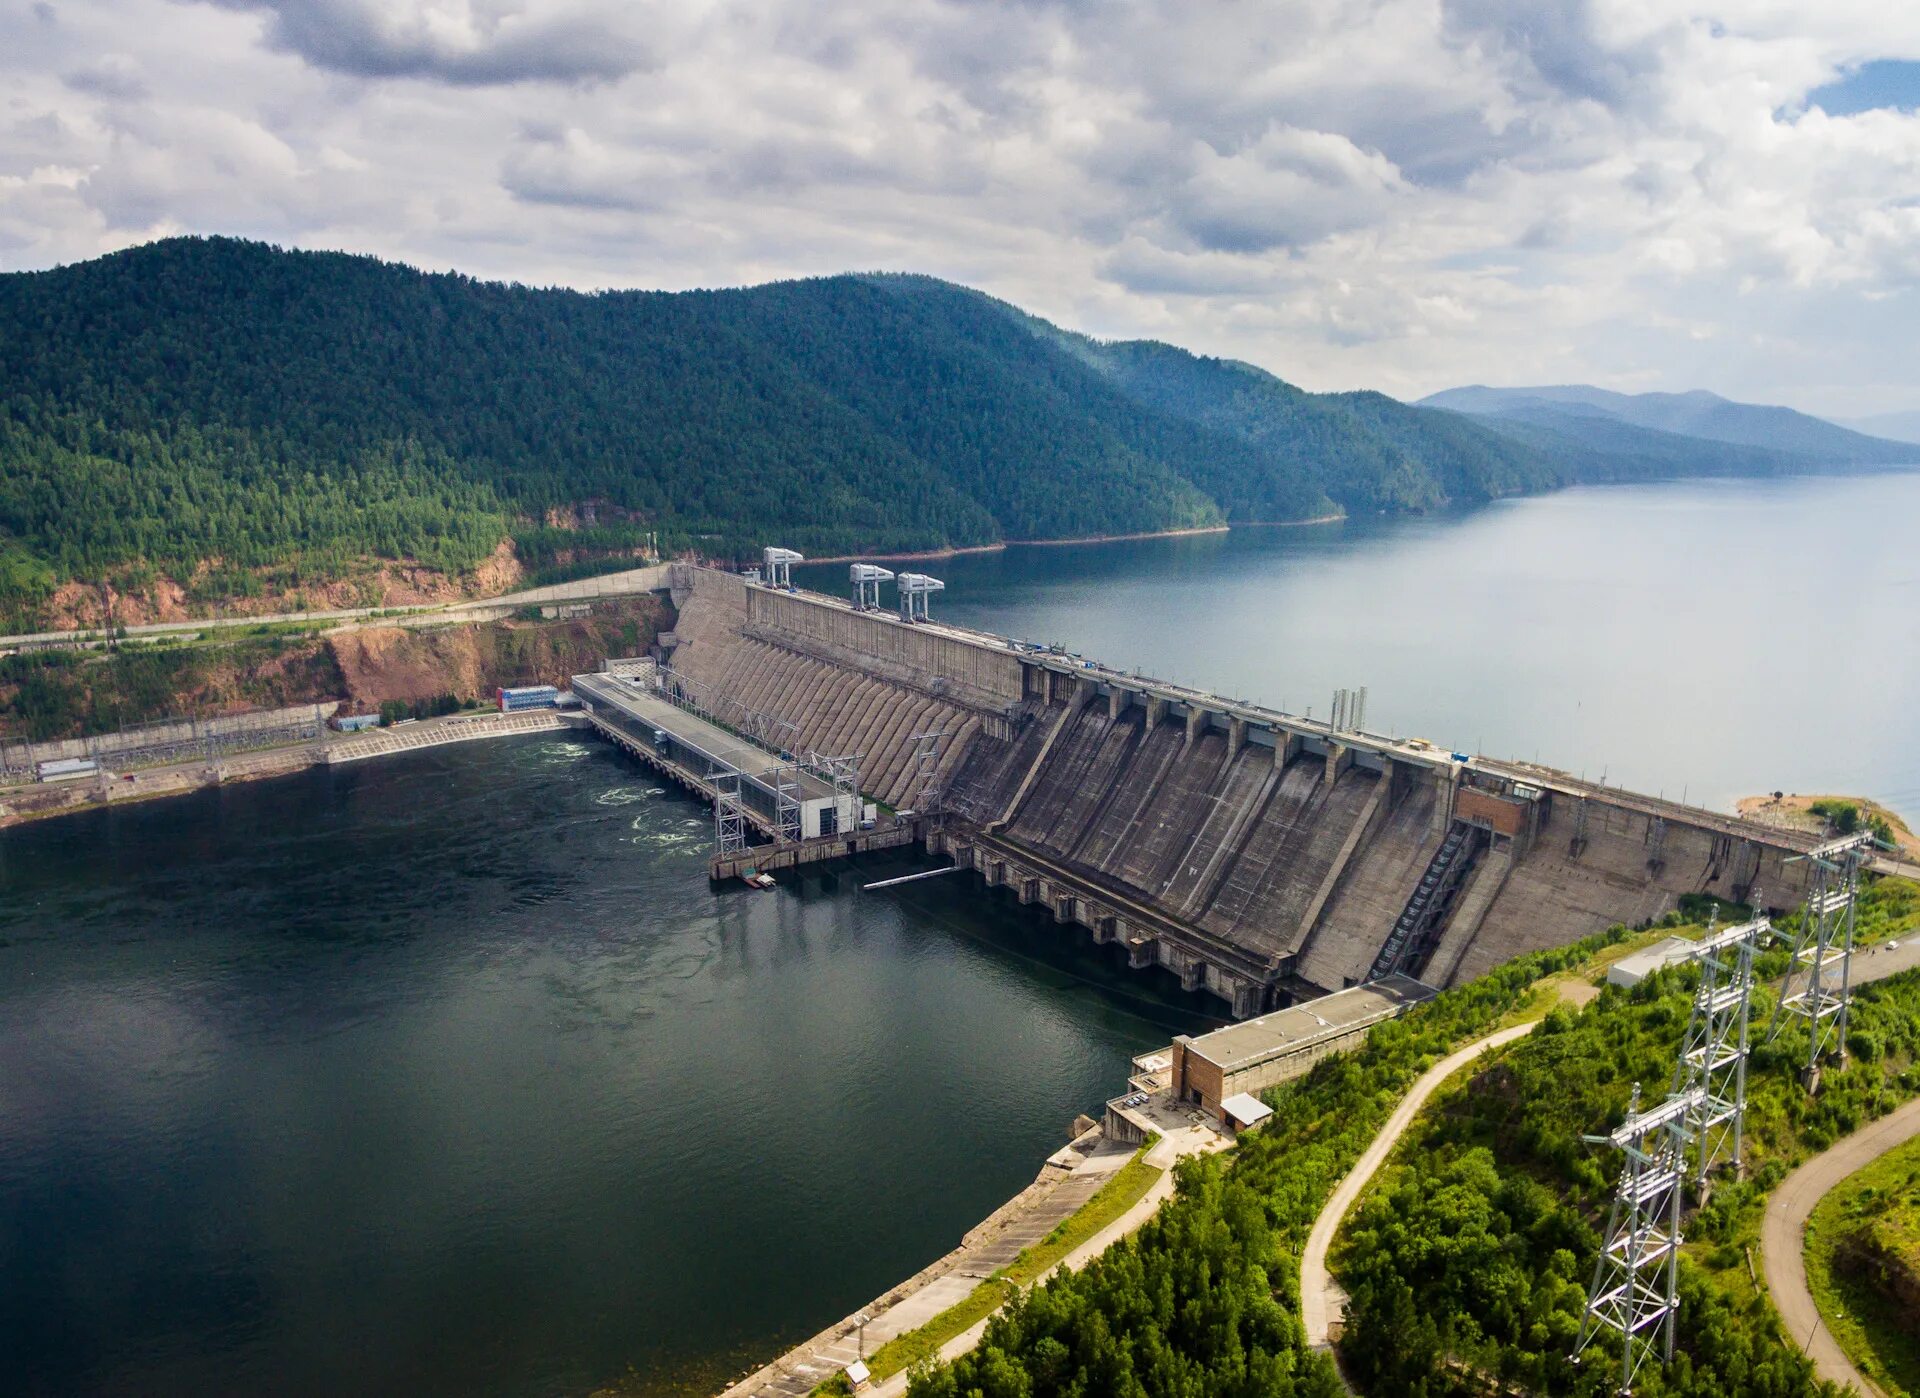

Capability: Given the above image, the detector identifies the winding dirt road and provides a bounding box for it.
[1761,1095,1920,1398]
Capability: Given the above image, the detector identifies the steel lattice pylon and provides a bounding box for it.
[1768,830,1877,1085]
[1669,912,1767,1188]
[1575,1084,1702,1395]
[810,752,862,834]
[772,764,803,844]
[711,764,748,861]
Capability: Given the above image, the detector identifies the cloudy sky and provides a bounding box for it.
[4,0,1918,415]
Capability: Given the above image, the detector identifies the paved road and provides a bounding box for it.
[1761,1095,1920,1397]
[1291,939,1920,1357]
[0,563,674,653]
[1300,1020,1541,1348]
[1852,935,1920,990]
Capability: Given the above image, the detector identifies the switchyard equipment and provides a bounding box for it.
[711,763,749,861]
[1574,1084,1703,1395]
[761,547,804,589]
[810,752,862,837]
[896,573,945,622]
[1768,829,1880,1086]
[903,731,945,815]
[850,564,895,611]
[573,671,857,845]
[773,764,804,844]
[1669,913,1767,1187]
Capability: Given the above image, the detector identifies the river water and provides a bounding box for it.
[5,470,1917,1398]
[0,744,1203,1398]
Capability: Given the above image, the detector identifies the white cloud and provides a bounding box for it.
[0,0,1916,414]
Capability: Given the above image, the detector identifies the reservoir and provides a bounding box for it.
[799,470,1920,823]
[4,468,1917,1396]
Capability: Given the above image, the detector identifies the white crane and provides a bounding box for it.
[850,563,895,611]
[896,572,945,623]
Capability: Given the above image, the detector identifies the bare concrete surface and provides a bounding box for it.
[1762,1096,1920,1398]
[1300,1021,1542,1349]
[323,709,582,762]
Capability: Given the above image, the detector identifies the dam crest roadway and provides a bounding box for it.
[571,561,1855,1020]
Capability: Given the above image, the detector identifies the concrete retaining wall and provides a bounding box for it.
[1,702,339,771]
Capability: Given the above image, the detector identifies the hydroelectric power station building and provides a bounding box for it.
[573,561,1839,1021]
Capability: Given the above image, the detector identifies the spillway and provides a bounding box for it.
[647,563,1826,1017]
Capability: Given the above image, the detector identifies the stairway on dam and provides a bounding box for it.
[657,564,1822,1018]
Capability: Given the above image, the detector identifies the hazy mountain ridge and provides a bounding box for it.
[1839,409,1920,446]
[1421,384,1916,463]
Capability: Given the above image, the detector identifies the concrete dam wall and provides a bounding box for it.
[663,565,1816,1017]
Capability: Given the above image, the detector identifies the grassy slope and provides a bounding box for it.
[1331,878,1920,1398]
[847,1148,1167,1389]
[905,921,1679,1398]
[1805,1135,1920,1397]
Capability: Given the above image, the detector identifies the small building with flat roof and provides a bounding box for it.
[1606,935,1701,988]
[1169,974,1435,1122]
[1219,1093,1274,1133]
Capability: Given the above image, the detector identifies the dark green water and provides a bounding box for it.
[0,738,1207,1397]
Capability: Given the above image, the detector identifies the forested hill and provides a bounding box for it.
[0,238,1874,625]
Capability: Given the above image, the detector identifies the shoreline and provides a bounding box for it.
[0,711,586,831]
[1734,791,1920,859]
[799,516,1345,567]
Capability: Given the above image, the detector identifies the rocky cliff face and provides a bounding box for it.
[0,596,672,739]
[329,598,671,711]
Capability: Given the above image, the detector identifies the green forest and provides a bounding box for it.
[1335,882,1920,1397]
[0,238,1859,628]
[902,881,1920,1398]
[904,924,1640,1398]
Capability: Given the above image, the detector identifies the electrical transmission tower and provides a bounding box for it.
[1768,830,1878,1087]
[1574,1084,1702,1395]
[1669,913,1767,1189]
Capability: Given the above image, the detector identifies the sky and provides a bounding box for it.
[2,0,1918,416]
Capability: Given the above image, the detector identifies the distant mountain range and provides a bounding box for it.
[1420,384,1916,466]
[1837,409,1920,446]
[1,238,1914,627]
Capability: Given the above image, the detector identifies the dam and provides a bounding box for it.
[580,561,1825,1018]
